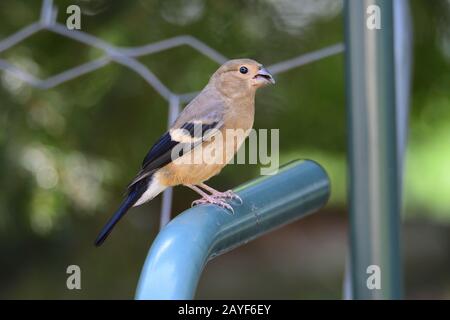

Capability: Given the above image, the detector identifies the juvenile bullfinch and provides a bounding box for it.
[95,59,275,246]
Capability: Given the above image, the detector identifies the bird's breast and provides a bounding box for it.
[158,98,256,187]
[157,127,251,186]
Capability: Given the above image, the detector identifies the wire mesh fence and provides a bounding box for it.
[0,0,344,228]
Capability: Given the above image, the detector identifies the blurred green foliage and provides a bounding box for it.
[0,0,449,298]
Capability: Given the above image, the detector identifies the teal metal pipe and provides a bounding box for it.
[344,0,403,299]
[135,160,330,299]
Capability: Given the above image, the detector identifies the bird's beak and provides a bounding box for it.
[255,67,275,84]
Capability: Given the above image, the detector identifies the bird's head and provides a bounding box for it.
[211,59,275,97]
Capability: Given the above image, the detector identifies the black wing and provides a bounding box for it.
[128,121,220,189]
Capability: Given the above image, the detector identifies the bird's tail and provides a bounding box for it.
[94,177,150,247]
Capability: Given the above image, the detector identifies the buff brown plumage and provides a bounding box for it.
[95,59,275,246]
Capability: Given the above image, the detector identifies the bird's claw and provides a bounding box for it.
[212,190,243,205]
[191,196,234,214]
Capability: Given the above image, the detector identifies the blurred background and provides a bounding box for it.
[0,0,449,299]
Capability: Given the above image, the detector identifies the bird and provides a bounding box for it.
[95,58,275,246]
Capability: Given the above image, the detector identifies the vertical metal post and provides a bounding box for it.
[159,95,180,229]
[393,0,412,179]
[344,0,403,299]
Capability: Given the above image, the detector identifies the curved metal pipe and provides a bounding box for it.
[135,160,330,299]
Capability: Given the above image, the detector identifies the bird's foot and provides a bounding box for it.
[192,195,234,214]
[211,190,243,205]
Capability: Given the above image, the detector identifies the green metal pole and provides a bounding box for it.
[344,0,403,299]
[135,160,330,299]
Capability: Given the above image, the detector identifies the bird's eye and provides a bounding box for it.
[239,66,248,74]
